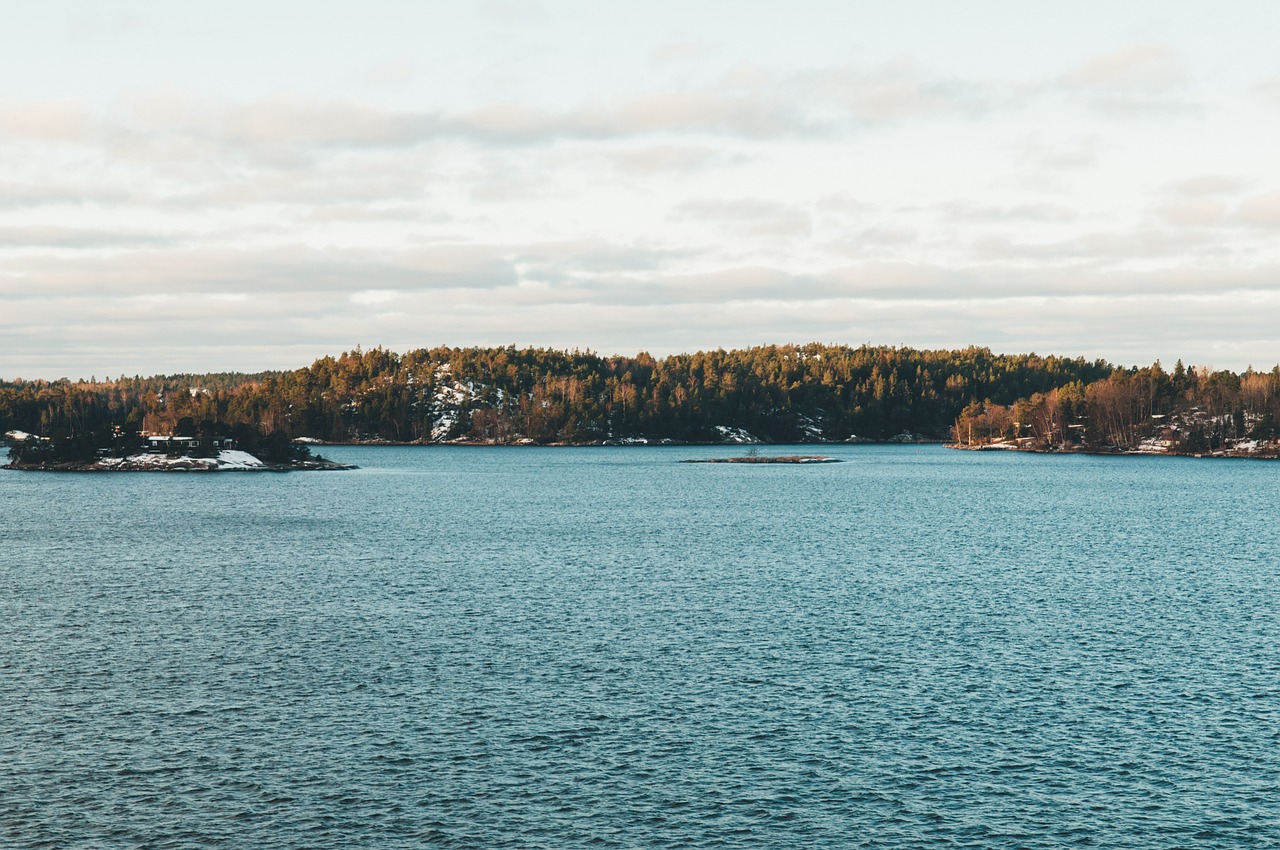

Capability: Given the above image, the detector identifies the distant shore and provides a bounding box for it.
[290,437,944,448]
[946,441,1280,460]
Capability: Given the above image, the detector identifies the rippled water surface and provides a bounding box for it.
[3,445,1279,847]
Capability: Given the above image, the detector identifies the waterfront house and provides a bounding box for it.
[145,435,236,453]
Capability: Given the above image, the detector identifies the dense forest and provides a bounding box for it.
[953,360,1280,456]
[1,344,1115,445]
[9,342,1270,453]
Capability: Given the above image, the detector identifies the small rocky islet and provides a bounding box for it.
[682,455,841,464]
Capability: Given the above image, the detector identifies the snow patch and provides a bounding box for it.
[428,362,482,441]
[715,426,759,444]
[101,453,219,470]
[796,414,826,441]
[93,448,269,471]
[1130,437,1175,454]
[216,450,267,470]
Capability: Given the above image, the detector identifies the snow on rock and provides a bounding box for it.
[93,449,270,471]
[796,415,826,441]
[715,426,759,444]
[99,453,220,471]
[1130,437,1175,454]
[4,430,35,442]
[215,450,267,470]
[429,362,480,441]
[431,413,457,442]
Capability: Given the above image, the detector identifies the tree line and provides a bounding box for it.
[953,361,1280,452]
[3,343,1122,444]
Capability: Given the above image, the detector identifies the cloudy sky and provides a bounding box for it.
[4,1,1280,379]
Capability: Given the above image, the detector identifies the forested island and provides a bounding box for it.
[0,344,1109,447]
[3,423,352,472]
[1,343,1277,457]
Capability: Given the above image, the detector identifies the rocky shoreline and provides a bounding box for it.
[946,441,1280,459]
[3,452,356,472]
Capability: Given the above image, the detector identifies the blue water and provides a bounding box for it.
[2,445,1278,847]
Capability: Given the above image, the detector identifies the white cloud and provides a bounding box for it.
[1154,198,1228,227]
[652,41,714,66]
[1234,192,1280,228]
[1062,43,1183,92]
[970,229,1215,264]
[350,289,400,305]
[610,144,727,173]
[0,98,94,141]
[939,201,1079,224]
[28,58,1000,165]
[0,226,179,249]
[359,59,415,91]
[0,179,133,209]
[824,226,920,259]
[673,198,813,238]
[805,59,980,124]
[1252,75,1280,108]
[0,244,518,299]
[1166,175,1250,197]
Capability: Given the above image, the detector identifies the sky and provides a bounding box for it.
[4,1,1280,379]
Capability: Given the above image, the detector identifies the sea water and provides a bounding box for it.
[2,445,1278,847]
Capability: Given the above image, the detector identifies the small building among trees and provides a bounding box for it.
[144,435,236,453]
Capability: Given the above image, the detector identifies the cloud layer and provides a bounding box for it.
[4,4,1280,378]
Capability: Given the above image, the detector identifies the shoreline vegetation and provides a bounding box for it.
[0,344,1113,448]
[3,457,355,472]
[947,360,1280,460]
[946,441,1279,460]
[2,453,356,472]
[2,425,355,472]
[2,344,1278,462]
